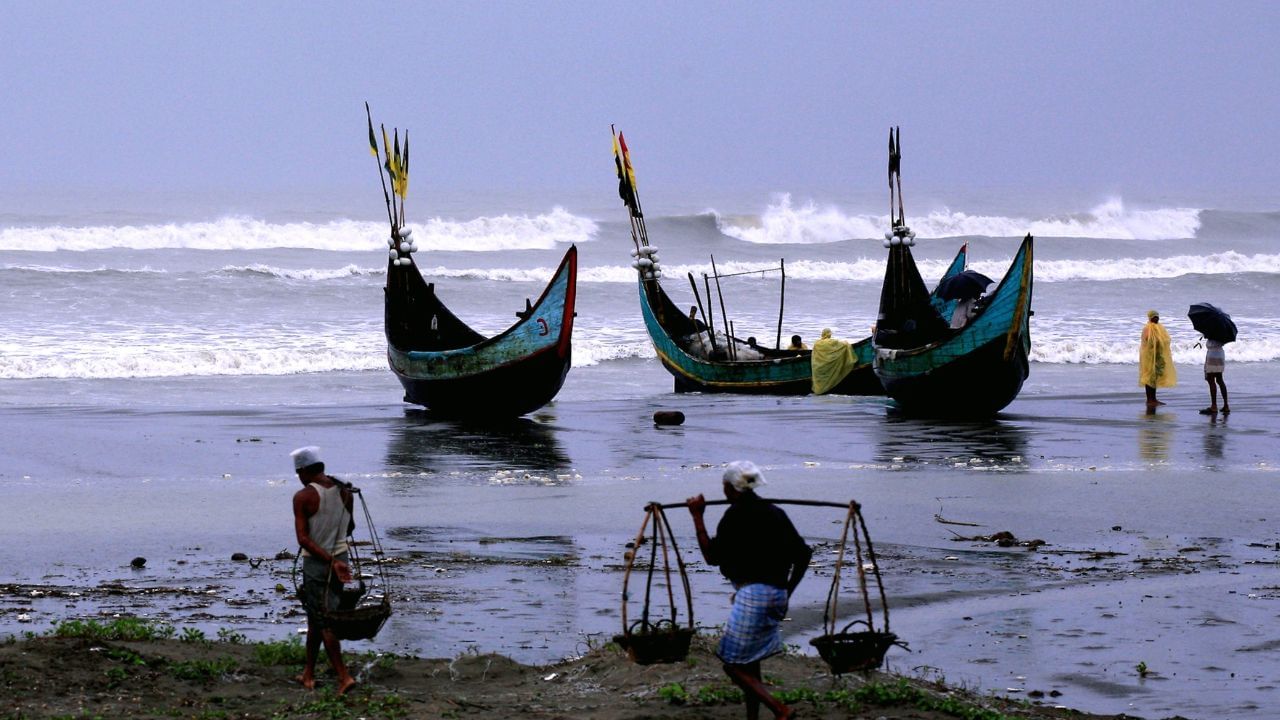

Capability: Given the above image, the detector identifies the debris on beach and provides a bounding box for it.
[934,513,982,527]
[949,530,1046,549]
[653,410,684,426]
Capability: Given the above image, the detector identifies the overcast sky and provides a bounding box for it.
[1,1,1277,211]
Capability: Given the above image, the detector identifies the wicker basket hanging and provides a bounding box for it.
[614,503,695,665]
[809,500,908,674]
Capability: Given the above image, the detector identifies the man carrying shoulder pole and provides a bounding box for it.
[291,446,357,696]
[687,461,812,720]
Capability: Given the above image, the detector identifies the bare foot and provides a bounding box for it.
[1221,406,1231,414]
[1146,401,1160,409]
[1199,407,1217,415]
[336,676,357,696]
[295,673,315,690]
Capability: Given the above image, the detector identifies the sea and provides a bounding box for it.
[3,191,1278,400]
[3,188,1279,719]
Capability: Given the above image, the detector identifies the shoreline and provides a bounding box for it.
[1,620,1132,720]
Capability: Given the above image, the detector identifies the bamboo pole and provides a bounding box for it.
[688,273,715,353]
[703,274,716,352]
[654,498,856,511]
[776,258,786,349]
[710,255,731,356]
[619,508,654,634]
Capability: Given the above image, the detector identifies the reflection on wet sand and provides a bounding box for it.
[1138,411,1173,463]
[873,414,1030,470]
[1203,412,1227,464]
[384,409,572,481]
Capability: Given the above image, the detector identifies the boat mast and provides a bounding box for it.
[776,259,786,349]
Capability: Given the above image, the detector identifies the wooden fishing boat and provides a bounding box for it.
[611,127,964,396]
[635,246,967,395]
[872,128,1033,417]
[385,244,576,417]
[369,106,575,418]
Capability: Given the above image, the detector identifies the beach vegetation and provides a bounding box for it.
[180,627,209,645]
[103,664,131,688]
[51,617,175,641]
[657,682,691,704]
[252,636,307,666]
[1136,660,1150,677]
[654,676,1020,719]
[270,688,408,719]
[216,628,247,644]
[168,657,239,682]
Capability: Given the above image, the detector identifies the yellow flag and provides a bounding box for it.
[382,125,400,194]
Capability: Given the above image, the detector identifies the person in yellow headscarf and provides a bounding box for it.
[1139,310,1176,407]
[811,328,854,395]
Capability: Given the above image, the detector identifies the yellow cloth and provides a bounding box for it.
[1139,321,1177,388]
[811,328,855,395]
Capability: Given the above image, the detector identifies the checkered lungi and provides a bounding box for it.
[717,583,788,665]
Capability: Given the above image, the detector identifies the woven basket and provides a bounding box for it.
[613,625,694,665]
[323,601,391,641]
[809,630,898,674]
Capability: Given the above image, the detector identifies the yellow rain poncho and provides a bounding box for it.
[1139,315,1177,388]
[811,328,855,395]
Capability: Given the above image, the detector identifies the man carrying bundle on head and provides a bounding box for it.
[290,446,357,696]
[687,461,812,720]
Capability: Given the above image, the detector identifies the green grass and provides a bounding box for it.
[656,677,1022,719]
[168,657,240,682]
[269,690,409,720]
[252,636,308,666]
[50,617,175,642]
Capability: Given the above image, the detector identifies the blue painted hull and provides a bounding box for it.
[874,236,1033,417]
[386,246,577,418]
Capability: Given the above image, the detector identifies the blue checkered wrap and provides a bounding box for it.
[717,583,788,665]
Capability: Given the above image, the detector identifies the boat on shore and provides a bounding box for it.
[371,107,576,418]
[611,127,963,396]
[872,128,1033,416]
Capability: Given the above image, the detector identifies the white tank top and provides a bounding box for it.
[301,482,351,557]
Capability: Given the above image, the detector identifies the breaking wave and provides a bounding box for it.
[716,195,1202,243]
[0,208,597,253]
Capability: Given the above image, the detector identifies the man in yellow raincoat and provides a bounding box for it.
[1139,310,1176,407]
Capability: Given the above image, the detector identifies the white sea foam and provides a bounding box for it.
[221,264,382,281]
[0,331,385,379]
[3,322,1277,379]
[0,321,656,379]
[575,251,1280,285]
[1030,336,1280,365]
[716,194,1202,243]
[8,248,1275,286]
[0,207,597,253]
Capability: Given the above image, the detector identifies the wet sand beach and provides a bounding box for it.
[2,364,1278,718]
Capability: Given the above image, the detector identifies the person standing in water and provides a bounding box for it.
[687,461,811,720]
[291,446,357,696]
[1199,338,1230,415]
[1139,310,1176,408]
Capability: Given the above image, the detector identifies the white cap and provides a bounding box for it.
[291,446,322,471]
[723,460,766,491]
